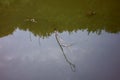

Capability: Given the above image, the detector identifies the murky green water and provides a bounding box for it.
[0,0,120,80]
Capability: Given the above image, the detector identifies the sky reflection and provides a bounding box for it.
[0,28,120,80]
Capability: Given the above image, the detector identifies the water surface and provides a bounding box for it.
[0,0,120,80]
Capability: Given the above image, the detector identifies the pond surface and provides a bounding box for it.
[0,0,120,80]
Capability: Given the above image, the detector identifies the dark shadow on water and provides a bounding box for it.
[38,36,41,46]
[29,32,32,41]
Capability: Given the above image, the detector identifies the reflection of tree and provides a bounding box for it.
[0,0,120,38]
[0,26,15,38]
[55,31,76,72]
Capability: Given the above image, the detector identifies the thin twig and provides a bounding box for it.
[55,31,76,72]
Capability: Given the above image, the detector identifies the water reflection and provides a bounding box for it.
[55,30,75,72]
[0,28,120,80]
[0,0,120,80]
[0,0,120,38]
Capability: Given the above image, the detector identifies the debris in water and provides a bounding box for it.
[86,10,96,16]
[24,18,37,23]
